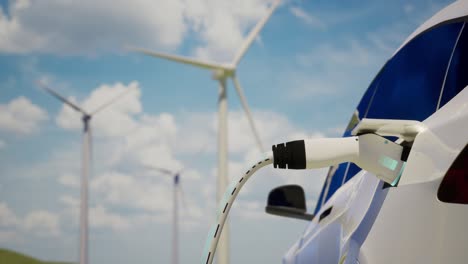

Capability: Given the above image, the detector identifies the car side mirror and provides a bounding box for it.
[265,185,314,221]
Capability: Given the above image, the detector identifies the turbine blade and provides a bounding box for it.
[90,84,137,115]
[37,81,87,115]
[232,0,282,66]
[127,46,230,71]
[145,165,174,176]
[231,76,265,152]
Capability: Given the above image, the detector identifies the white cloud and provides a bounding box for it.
[23,210,61,236]
[0,230,17,243]
[56,81,142,137]
[58,195,80,224]
[232,200,269,220]
[289,7,326,30]
[0,140,5,149]
[58,173,79,188]
[404,4,414,14]
[0,96,48,134]
[60,195,80,210]
[0,202,19,227]
[91,171,173,213]
[0,202,61,238]
[0,0,276,62]
[59,195,171,231]
[177,109,323,156]
[53,81,183,180]
[182,0,275,62]
[90,205,130,231]
[0,0,185,55]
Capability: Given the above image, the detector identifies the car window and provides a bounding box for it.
[314,21,467,213]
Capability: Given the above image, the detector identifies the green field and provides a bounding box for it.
[0,248,73,264]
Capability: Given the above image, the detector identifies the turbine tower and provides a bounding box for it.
[129,1,281,263]
[38,81,136,264]
[146,166,186,264]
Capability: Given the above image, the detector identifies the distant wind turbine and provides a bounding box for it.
[143,144,206,264]
[128,1,281,263]
[38,81,136,264]
[146,166,186,264]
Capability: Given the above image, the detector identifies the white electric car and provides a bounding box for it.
[266,1,468,263]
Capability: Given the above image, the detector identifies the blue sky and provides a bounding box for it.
[0,0,454,263]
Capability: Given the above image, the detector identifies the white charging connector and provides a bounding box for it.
[272,134,406,185]
[201,133,407,264]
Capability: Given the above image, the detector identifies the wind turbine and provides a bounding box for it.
[146,166,186,264]
[129,1,281,263]
[38,81,136,264]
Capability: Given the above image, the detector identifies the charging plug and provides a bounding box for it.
[272,134,405,186]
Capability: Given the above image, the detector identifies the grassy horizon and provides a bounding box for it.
[0,248,74,264]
